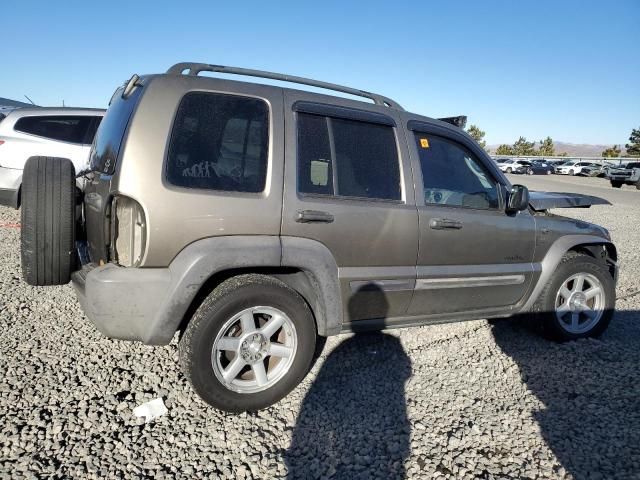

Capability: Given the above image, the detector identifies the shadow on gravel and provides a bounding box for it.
[491,310,640,479]
[285,285,411,479]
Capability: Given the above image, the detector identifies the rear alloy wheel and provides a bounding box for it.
[532,252,614,341]
[527,168,534,175]
[21,156,76,286]
[179,274,317,412]
[546,169,552,175]
[506,167,512,174]
[569,169,575,176]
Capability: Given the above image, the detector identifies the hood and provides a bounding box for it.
[528,191,611,212]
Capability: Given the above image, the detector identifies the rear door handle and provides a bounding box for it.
[429,218,463,230]
[296,210,334,223]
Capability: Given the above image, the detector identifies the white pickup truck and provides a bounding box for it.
[608,162,640,189]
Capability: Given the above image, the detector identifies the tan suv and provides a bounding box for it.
[20,62,618,412]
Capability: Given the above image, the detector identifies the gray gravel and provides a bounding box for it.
[1,174,639,479]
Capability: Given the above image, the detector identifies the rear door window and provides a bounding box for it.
[14,115,94,144]
[297,113,401,200]
[166,92,269,193]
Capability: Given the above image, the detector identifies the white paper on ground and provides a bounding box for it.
[132,397,168,423]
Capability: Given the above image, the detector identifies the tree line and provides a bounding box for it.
[465,125,640,158]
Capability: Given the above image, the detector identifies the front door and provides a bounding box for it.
[281,93,419,326]
[407,125,536,317]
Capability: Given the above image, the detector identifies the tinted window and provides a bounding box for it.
[15,115,94,144]
[90,86,143,174]
[166,92,269,193]
[297,114,333,195]
[415,134,499,209]
[297,113,401,200]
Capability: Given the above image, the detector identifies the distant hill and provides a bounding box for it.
[487,141,628,157]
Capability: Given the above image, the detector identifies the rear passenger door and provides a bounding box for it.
[281,93,418,327]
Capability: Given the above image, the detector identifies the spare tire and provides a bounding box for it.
[21,156,76,286]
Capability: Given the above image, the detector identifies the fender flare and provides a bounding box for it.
[521,234,617,312]
[144,236,282,344]
[280,236,343,336]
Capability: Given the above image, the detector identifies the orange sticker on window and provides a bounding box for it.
[420,138,430,148]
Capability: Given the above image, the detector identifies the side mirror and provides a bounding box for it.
[507,184,530,213]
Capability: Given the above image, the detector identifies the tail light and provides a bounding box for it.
[111,196,146,267]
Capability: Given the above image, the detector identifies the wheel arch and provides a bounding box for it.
[152,235,342,344]
[521,235,617,312]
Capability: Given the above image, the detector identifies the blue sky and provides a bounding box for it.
[3,0,639,145]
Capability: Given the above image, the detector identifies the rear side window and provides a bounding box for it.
[14,115,94,144]
[90,86,142,175]
[166,92,269,193]
[297,113,401,200]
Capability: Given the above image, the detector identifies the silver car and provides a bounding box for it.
[0,107,104,208]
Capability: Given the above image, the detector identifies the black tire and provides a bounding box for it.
[610,181,622,188]
[527,168,533,175]
[506,167,512,174]
[531,252,615,341]
[569,169,575,176]
[21,156,76,286]
[635,181,640,190]
[179,274,317,412]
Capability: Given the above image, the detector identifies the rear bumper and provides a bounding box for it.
[0,166,22,208]
[72,263,173,345]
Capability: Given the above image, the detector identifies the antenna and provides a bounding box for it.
[62,99,66,107]
[24,95,36,106]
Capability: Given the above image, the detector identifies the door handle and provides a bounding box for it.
[296,210,334,223]
[429,218,463,230]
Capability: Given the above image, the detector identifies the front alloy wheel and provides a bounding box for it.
[532,251,615,341]
[554,273,605,334]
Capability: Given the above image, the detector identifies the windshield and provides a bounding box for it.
[89,85,143,175]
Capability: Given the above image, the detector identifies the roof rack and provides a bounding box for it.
[167,62,404,110]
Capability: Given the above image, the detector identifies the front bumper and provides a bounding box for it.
[0,166,22,208]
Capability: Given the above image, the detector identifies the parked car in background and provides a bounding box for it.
[556,161,600,176]
[608,162,640,189]
[523,160,554,175]
[498,159,530,174]
[0,107,104,208]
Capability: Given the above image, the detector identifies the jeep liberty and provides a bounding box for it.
[20,63,618,412]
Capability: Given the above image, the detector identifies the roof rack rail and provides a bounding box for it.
[167,62,404,111]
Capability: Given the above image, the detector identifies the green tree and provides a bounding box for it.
[496,144,514,155]
[466,124,487,150]
[625,127,640,156]
[512,136,536,156]
[601,145,621,157]
[537,136,555,156]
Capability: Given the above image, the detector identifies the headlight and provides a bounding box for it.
[111,196,146,267]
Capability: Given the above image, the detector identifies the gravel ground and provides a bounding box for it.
[1,175,639,479]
